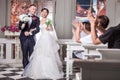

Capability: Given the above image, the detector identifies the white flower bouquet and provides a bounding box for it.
[19,14,30,23]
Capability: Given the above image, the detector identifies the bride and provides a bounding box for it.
[23,8,63,79]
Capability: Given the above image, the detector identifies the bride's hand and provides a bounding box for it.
[46,24,53,31]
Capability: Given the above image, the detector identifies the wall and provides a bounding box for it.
[55,0,75,39]
[115,0,120,25]
[0,0,7,37]
[106,0,120,27]
[55,0,120,38]
[0,0,120,38]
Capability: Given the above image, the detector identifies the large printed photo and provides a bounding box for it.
[76,0,106,22]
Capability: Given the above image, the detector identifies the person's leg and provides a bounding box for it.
[20,39,29,68]
[28,39,35,57]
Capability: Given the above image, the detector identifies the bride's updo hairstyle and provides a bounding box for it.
[41,8,49,15]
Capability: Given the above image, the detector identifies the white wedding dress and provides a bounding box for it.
[23,22,63,79]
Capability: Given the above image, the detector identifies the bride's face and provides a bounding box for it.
[41,10,48,18]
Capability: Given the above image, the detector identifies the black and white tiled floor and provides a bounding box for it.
[0,64,26,80]
[0,64,76,80]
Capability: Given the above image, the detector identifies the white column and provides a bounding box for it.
[65,44,73,80]
[0,44,4,59]
[15,43,19,61]
[6,43,12,60]
[65,45,71,80]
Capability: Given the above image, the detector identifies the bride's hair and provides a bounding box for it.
[41,8,49,15]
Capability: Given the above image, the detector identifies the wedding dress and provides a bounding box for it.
[23,21,63,79]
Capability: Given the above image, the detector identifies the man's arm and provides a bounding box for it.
[30,17,40,35]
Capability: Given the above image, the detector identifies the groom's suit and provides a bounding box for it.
[19,14,40,68]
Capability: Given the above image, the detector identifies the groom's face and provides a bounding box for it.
[29,6,36,15]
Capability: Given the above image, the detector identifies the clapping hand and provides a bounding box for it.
[72,19,80,29]
[87,10,96,28]
[72,20,83,32]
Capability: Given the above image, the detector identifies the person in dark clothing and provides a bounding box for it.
[99,24,120,48]
[19,4,40,68]
[88,11,120,48]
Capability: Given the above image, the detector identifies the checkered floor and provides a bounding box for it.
[0,64,68,80]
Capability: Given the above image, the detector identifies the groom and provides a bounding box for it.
[19,4,40,68]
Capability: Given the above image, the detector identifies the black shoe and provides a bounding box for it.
[21,74,23,76]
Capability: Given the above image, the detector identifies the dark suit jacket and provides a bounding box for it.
[19,15,40,41]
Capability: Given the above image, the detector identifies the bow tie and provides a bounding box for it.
[28,14,35,17]
[28,15,33,17]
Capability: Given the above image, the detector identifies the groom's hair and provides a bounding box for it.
[29,4,36,8]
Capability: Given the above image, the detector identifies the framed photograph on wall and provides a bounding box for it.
[76,0,106,22]
[11,0,31,26]
[10,0,54,26]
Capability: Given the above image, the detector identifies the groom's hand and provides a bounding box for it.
[30,29,35,32]
[24,31,30,36]
[21,23,26,29]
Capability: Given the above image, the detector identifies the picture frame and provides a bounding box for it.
[76,0,106,22]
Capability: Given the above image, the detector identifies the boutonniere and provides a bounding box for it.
[32,16,37,20]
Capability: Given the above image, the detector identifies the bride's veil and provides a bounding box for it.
[40,16,58,41]
[47,18,60,50]
[49,22,59,41]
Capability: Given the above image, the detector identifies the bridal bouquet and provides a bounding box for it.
[19,14,30,23]
[45,19,51,27]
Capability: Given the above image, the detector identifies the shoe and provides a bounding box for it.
[21,74,23,76]
[21,74,25,77]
